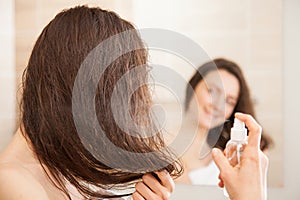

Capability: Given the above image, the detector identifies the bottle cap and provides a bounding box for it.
[231,118,247,141]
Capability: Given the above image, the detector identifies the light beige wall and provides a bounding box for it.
[0,0,15,151]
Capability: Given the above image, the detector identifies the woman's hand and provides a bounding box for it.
[133,170,175,200]
[212,113,269,200]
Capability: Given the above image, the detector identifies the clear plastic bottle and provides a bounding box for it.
[224,118,248,198]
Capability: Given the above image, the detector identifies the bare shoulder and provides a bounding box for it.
[0,163,50,200]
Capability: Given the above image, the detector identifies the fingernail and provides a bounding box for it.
[235,112,243,116]
[212,148,219,156]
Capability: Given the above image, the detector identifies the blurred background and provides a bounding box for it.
[1,1,297,198]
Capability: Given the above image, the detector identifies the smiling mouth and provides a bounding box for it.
[204,107,223,119]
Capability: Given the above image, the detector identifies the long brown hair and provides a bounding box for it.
[21,6,181,199]
[185,58,273,151]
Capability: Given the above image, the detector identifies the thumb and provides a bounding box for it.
[212,148,232,175]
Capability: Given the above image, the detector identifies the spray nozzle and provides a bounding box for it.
[231,118,247,141]
[233,118,245,129]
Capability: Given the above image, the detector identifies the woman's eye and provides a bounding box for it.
[226,99,236,106]
[208,88,215,94]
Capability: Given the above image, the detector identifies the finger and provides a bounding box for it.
[235,113,262,149]
[132,191,145,200]
[142,174,168,198]
[135,182,157,200]
[212,148,232,181]
[155,170,175,193]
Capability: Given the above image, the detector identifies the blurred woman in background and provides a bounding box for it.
[176,58,272,185]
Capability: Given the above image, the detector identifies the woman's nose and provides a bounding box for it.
[211,93,226,113]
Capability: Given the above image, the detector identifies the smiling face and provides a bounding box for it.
[194,69,240,130]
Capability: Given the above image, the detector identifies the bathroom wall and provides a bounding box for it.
[0,0,15,151]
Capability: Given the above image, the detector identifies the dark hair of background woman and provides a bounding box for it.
[185,58,273,151]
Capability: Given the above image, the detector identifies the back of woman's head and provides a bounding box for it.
[21,6,181,199]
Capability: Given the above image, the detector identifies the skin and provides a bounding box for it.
[133,171,175,200]
[0,130,174,200]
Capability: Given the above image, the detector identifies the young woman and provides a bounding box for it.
[0,6,268,200]
[176,58,272,185]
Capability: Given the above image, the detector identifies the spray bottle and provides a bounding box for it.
[224,117,248,198]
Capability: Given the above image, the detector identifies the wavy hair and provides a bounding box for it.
[21,6,182,199]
